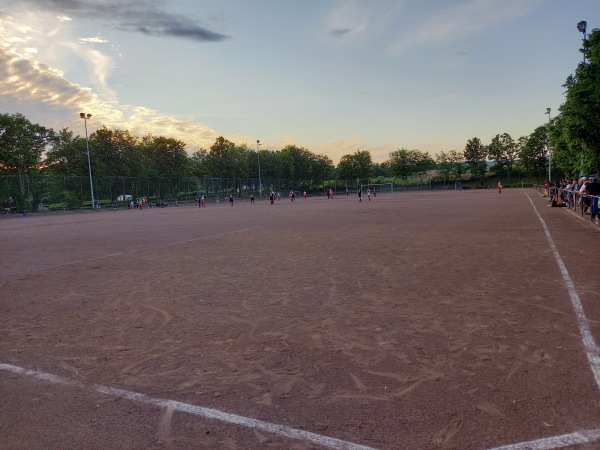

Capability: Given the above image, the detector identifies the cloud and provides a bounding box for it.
[330,28,351,38]
[391,0,544,54]
[17,0,230,43]
[325,0,408,42]
[0,34,221,153]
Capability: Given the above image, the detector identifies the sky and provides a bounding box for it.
[1,0,598,164]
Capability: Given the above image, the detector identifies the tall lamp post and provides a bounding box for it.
[80,112,95,210]
[577,21,587,63]
[256,139,263,198]
[545,108,551,182]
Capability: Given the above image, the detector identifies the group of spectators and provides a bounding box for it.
[546,176,600,222]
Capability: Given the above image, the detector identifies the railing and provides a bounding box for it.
[533,184,599,223]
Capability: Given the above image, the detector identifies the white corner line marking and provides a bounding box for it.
[481,194,600,450]
[0,363,376,450]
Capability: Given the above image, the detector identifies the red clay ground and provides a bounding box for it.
[1,188,600,450]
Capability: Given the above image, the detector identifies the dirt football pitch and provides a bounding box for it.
[1,188,600,450]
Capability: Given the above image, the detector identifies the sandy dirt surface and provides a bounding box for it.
[1,188,600,450]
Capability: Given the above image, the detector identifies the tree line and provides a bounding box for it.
[1,28,598,203]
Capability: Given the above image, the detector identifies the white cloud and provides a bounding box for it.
[79,36,108,44]
[0,9,222,153]
[325,0,408,43]
[391,0,544,54]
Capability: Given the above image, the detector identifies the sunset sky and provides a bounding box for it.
[1,0,598,163]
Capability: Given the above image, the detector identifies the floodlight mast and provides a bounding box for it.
[257,140,263,198]
[80,112,95,210]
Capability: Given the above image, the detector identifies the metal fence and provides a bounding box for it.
[2,174,447,214]
[533,184,600,224]
[0,175,311,212]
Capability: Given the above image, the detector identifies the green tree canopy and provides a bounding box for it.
[336,150,373,180]
[435,150,465,182]
[388,148,434,178]
[463,137,488,183]
[488,133,517,180]
[0,112,52,194]
[556,28,600,174]
[518,126,548,182]
[141,135,190,179]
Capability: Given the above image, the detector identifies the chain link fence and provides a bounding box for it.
[0,175,326,212]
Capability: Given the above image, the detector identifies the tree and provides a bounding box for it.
[435,150,465,182]
[558,28,600,174]
[310,154,335,187]
[372,162,390,178]
[449,150,467,181]
[89,127,143,178]
[548,115,580,178]
[336,150,373,180]
[388,148,434,178]
[518,126,548,182]
[0,113,52,196]
[463,137,488,183]
[189,149,209,178]
[141,135,190,179]
[44,128,87,176]
[279,145,313,185]
[205,136,237,178]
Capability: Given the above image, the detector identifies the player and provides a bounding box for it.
[358,188,362,203]
[367,187,371,202]
[497,181,503,194]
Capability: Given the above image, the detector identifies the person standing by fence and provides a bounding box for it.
[586,177,600,222]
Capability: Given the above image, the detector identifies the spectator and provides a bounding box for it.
[586,177,600,222]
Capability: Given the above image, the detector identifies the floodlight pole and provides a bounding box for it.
[545,108,551,182]
[80,112,95,210]
[577,21,587,63]
[257,140,263,198]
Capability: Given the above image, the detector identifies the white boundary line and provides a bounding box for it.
[0,226,263,278]
[486,429,600,450]
[0,363,377,450]
[4,194,600,449]
[481,193,600,450]
[525,193,600,386]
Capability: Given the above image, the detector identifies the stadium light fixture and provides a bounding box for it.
[257,140,262,198]
[80,112,95,210]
